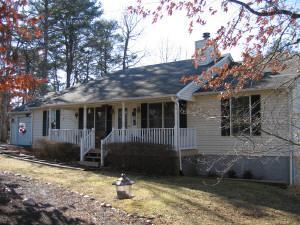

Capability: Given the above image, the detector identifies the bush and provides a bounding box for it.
[227,169,237,178]
[33,139,80,162]
[106,142,179,175]
[243,170,254,179]
[207,171,219,178]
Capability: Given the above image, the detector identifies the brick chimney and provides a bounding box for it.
[195,32,217,65]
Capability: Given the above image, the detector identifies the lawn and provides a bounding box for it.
[0,155,299,225]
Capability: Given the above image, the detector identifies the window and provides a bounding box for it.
[164,102,174,128]
[140,101,186,128]
[179,100,187,128]
[232,96,250,135]
[42,111,48,136]
[132,108,137,127]
[87,108,95,129]
[221,95,261,136]
[50,110,60,129]
[149,103,162,128]
[43,110,60,136]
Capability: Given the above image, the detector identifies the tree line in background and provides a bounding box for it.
[0,0,143,142]
[19,0,142,94]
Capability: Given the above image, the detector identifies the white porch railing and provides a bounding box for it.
[100,131,114,166]
[111,128,175,146]
[80,129,95,161]
[100,128,197,166]
[179,128,197,150]
[50,129,86,145]
[49,128,95,162]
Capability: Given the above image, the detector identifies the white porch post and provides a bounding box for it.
[122,102,125,142]
[174,99,182,172]
[48,108,52,140]
[174,100,179,149]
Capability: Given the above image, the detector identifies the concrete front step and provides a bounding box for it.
[84,156,101,162]
[85,152,100,157]
[88,148,101,154]
[78,161,99,167]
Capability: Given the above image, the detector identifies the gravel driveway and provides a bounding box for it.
[0,171,153,225]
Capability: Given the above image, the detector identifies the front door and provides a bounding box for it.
[79,105,113,147]
[16,116,32,146]
[95,105,112,147]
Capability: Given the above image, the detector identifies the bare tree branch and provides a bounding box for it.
[228,0,300,19]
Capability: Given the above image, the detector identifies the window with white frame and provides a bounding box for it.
[221,95,261,136]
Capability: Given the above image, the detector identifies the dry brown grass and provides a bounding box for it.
[1,155,300,225]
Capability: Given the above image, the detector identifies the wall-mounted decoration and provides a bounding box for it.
[18,123,26,135]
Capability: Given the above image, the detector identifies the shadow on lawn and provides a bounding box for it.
[0,177,91,225]
[93,170,300,220]
[148,176,300,215]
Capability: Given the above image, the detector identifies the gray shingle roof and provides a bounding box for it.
[12,57,299,112]
[13,59,213,111]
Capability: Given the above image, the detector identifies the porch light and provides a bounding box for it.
[97,111,102,117]
[112,173,135,199]
[75,112,79,119]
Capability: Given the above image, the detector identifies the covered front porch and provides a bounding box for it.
[46,97,197,166]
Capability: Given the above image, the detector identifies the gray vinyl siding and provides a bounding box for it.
[61,109,78,129]
[187,89,291,156]
[32,109,44,144]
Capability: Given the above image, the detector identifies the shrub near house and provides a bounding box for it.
[34,139,80,162]
[106,142,179,175]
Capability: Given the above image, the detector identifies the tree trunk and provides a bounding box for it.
[42,0,49,81]
[0,93,9,143]
[122,33,129,70]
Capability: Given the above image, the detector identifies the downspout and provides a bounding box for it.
[172,96,183,174]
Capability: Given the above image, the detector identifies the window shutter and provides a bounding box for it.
[42,111,47,136]
[56,110,60,129]
[141,103,148,128]
[179,100,187,128]
[251,95,261,136]
[221,99,230,136]
[78,108,83,129]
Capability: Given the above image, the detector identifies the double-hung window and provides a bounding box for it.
[221,95,261,136]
